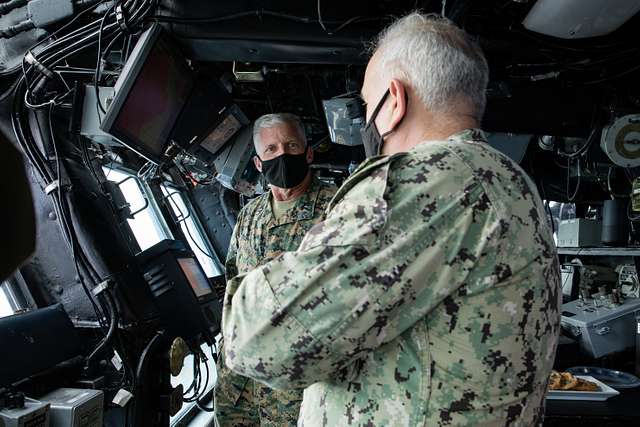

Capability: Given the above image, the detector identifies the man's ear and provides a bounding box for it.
[305,146,313,164]
[388,79,408,131]
[253,156,262,172]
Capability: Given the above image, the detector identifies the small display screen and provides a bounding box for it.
[200,114,243,155]
[177,258,213,298]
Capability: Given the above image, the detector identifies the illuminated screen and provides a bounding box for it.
[177,258,212,298]
[110,35,192,160]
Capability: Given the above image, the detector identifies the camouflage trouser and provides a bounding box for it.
[214,345,302,427]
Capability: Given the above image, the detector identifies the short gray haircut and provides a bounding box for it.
[372,13,489,119]
[252,113,307,152]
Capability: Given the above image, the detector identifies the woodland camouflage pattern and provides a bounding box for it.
[222,129,561,427]
[215,177,337,426]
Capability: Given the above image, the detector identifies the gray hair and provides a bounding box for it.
[372,13,489,119]
[252,113,307,152]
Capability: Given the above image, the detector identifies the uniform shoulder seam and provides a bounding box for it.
[438,143,504,220]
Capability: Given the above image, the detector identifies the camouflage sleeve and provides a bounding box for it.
[222,158,494,390]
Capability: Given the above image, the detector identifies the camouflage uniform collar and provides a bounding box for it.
[448,128,488,143]
[349,152,407,179]
[411,128,488,153]
[267,177,323,228]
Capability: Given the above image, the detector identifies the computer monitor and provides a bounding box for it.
[100,24,194,164]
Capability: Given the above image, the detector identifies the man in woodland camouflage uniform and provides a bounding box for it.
[214,113,337,426]
[222,14,561,427]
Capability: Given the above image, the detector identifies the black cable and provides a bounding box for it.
[0,0,28,15]
[545,200,555,236]
[23,0,116,73]
[95,1,119,114]
[114,329,136,389]
[0,20,34,39]
[23,2,119,105]
[31,0,137,71]
[46,104,108,323]
[15,80,102,319]
[132,330,164,425]
[135,331,165,384]
[79,135,101,183]
[151,8,375,34]
[0,76,21,101]
[555,128,598,159]
[26,0,148,86]
[165,190,216,261]
[580,62,640,85]
[195,352,214,412]
[182,352,201,401]
[85,290,119,369]
[11,80,52,182]
[317,0,331,34]
[567,158,581,202]
[181,360,198,398]
[152,10,309,24]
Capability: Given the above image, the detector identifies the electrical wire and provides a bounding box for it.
[182,352,202,401]
[566,157,581,202]
[46,103,108,324]
[9,2,156,329]
[607,167,630,199]
[25,0,151,88]
[85,289,119,368]
[95,1,120,114]
[580,62,640,85]
[511,25,640,84]
[132,331,165,423]
[555,128,599,159]
[317,0,330,34]
[151,8,375,35]
[183,348,214,410]
[0,0,28,15]
[165,190,216,260]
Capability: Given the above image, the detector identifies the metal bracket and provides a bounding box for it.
[115,175,149,218]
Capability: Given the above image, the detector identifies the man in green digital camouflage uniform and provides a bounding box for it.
[222,14,561,427]
[214,113,337,426]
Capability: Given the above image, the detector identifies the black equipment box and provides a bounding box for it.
[137,240,222,345]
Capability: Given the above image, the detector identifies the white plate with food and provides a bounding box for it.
[546,373,620,401]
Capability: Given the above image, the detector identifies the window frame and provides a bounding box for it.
[160,183,224,277]
[0,272,37,318]
[102,164,174,253]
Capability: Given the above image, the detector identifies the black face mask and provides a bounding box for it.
[360,89,393,158]
[260,151,309,189]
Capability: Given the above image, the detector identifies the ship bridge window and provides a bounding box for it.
[0,274,36,318]
[0,285,13,318]
[161,184,223,278]
[103,166,172,252]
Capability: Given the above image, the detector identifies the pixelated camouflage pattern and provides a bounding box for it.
[222,129,561,427]
[215,176,337,426]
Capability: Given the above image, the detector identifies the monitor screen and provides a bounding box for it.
[177,257,213,298]
[101,24,193,163]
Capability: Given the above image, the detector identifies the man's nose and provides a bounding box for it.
[273,145,286,157]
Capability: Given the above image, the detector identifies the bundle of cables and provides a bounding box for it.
[11,0,156,316]
[182,345,218,415]
[9,0,157,410]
